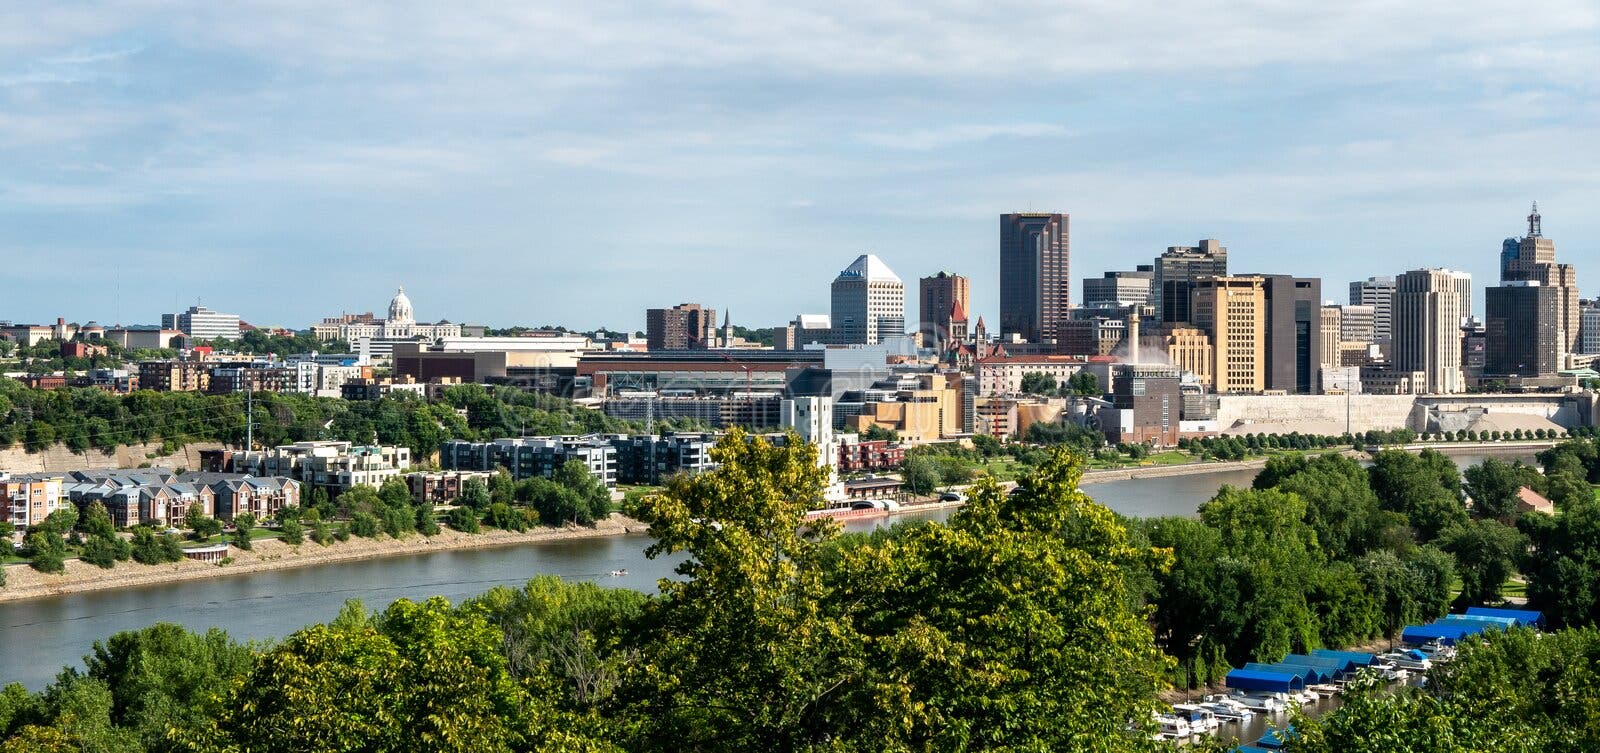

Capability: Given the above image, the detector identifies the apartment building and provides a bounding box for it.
[138,361,211,392]
[440,436,617,488]
[226,441,411,495]
[1,474,67,528]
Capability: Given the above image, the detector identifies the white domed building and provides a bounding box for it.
[312,285,461,343]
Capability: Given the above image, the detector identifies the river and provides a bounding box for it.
[0,448,1537,689]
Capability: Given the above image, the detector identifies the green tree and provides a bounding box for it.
[1368,449,1468,541]
[484,503,526,532]
[489,470,516,506]
[861,424,900,442]
[1464,458,1535,521]
[447,506,481,534]
[1018,371,1059,396]
[1067,370,1100,396]
[25,531,65,573]
[415,503,440,536]
[1440,519,1526,607]
[349,512,379,538]
[378,477,413,509]
[457,478,492,512]
[79,535,129,569]
[831,449,1175,749]
[231,513,256,551]
[1519,498,1600,628]
[85,623,256,751]
[899,455,939,495]
[188,598,552,753]
[279,517,304,545]
[462,575,646,708]
[618,430,867,751]
[79,502,116,539]
[184,508,223,541]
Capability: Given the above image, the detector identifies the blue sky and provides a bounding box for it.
[2,1,1597,331]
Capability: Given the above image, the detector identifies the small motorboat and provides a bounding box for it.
[608,569,628,577]
[1171,704,1220,734]
[1201,701,1251,722]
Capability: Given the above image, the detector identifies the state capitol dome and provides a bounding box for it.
[388,285,414,324]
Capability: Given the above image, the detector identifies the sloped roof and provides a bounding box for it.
[835,254,902,284]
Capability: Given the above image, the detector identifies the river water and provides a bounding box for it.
[0,449,1535,689]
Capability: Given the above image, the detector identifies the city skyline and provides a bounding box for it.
[1,3,1596,329]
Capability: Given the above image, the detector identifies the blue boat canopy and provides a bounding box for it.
[1285,653,1357,675]
[1257,726,1298,748]
[1437,614,1516,629]
[1401,624,1478,645]
[1465,606,1545,629]
[1312,649,1377,666]
[1245,662,1327,684]
[1225,669,1305,693]
[1233,747,1275,753]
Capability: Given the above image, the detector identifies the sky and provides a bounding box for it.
[1,1,1597,332]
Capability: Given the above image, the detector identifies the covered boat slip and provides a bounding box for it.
[1243,662,1331,685]
[1281,653,1359,677]
[1465,606,1544,629]
[1224,669,1305,693]
[1310,649,1377,667]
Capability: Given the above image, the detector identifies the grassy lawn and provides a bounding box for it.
[1145,451,1193,466]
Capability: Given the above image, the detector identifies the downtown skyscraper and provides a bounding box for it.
[999,213,1069,344]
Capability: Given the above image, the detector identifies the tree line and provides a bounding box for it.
[4,436,1600,750]
[0,380,708,460]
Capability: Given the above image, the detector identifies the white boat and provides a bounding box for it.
[1307,683,1341,698]
[1201,702,1251,722]
[1229,691,1287,713]
[1171,704,1220,733]
[1154,713,1194,739]
[1379,651,1433,672]
[1202,695,1255,718]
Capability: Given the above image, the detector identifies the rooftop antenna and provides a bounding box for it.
[1528,201,1542,238]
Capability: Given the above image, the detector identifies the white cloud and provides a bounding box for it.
[858,123,1071,150]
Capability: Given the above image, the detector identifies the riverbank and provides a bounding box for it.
[0,514,642,604]
[1078,440,1555,485]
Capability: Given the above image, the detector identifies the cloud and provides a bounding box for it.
[0,1,1596,329]
[858,123,1071,151]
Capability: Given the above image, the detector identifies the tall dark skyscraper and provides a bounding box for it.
[1154,240,1228,324]
[999,213,1070,344]
[1485,282,1561,378]
[1258,275,1323,394]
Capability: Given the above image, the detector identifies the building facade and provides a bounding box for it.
[161,306,241,341]
[1260,275,1323,394]
[1349,276,1397,344]
[830,254,905,345]
[1580,300,1600,355]
[1191,276,1267,393]
[1501,203,1580,355]
[1154,240,1228,324]
[1320,305,1343,374]
[1393,269,1469,394]
[999,213,1071,343]
[1083,267,1155,309]
[312,287,462,343]
[918,272,970,352]
[646,303,718,350]
[1484,282,1562,379]
[440,436,618,488]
